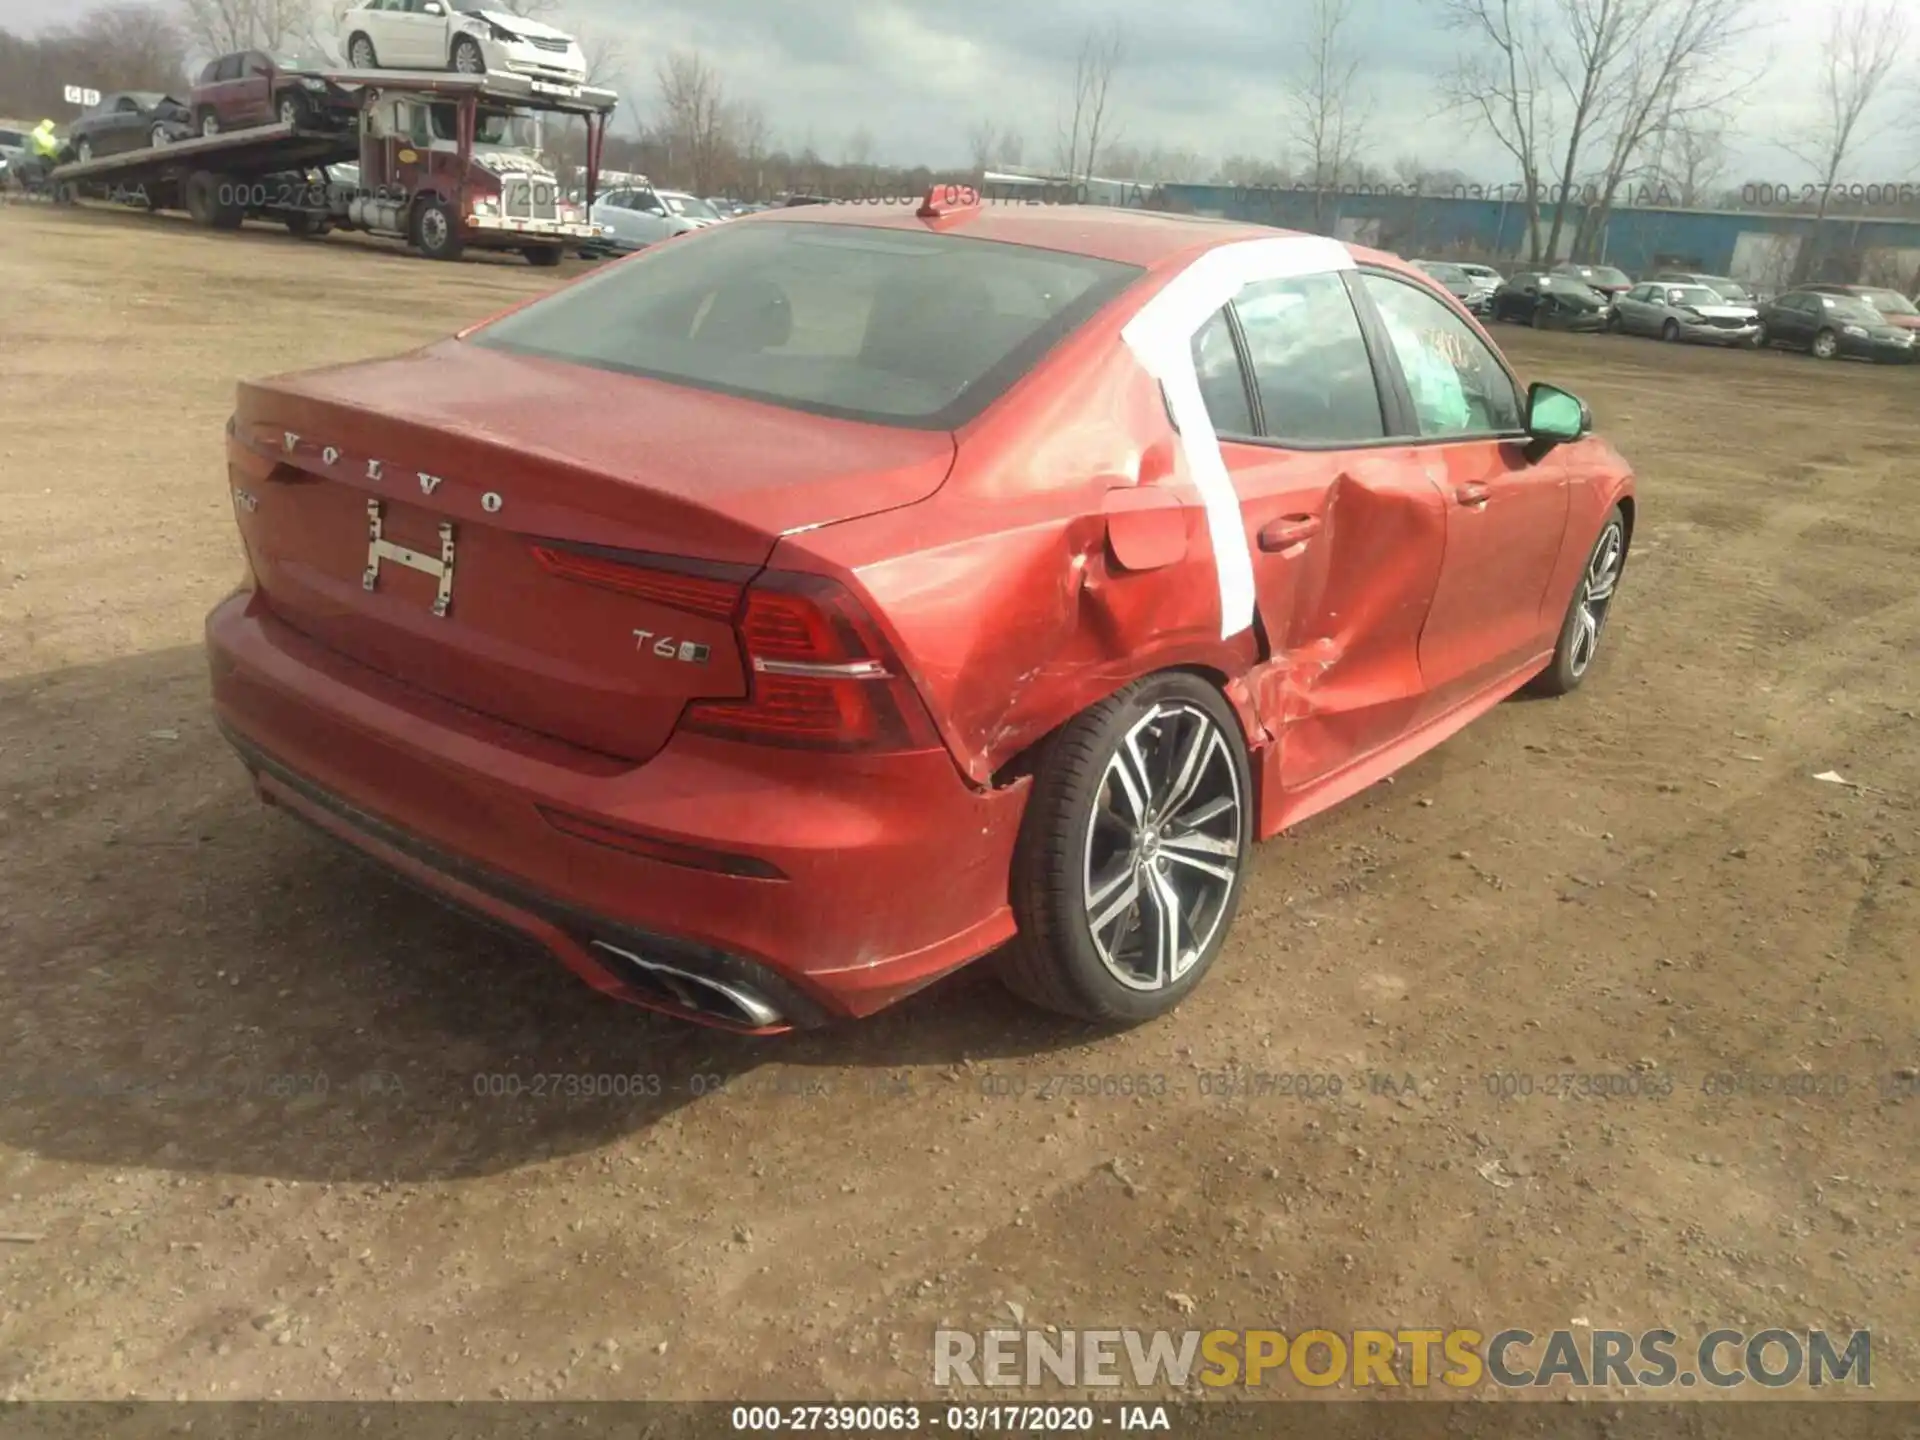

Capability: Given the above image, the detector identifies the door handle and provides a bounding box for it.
[1258,514,1322,551]
[1455,483,1491,507]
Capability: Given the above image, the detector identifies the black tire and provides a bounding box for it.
[1530,303,1548,329]
[409,196,464,260]
[275,90,313,130]
[997,672,1254,1024]
[185,170,245,229]
[1661,318,1679,342]
[522,245,564,267]
[451,36,487,74]
[1606,309,1623,333]
[1751,322,1768,349]
[1812,328,1839,360]
[183,169,216,225]
[285,211,328,238]
[348,32,378,68]
[1531,505,1627,697]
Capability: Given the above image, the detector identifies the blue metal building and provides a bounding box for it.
[1152,184,1920,289]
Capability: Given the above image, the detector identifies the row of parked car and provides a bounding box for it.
[1416,258,1920,364]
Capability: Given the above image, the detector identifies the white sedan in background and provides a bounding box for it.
[341,0,586,87]
[585,184,727,254]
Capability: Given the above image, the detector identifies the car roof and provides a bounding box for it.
[743,202,1409,273]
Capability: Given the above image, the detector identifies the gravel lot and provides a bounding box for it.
[1,201,1915,1403]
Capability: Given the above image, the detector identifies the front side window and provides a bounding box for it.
[1229,272,1385,444]
[475,221,1142,429]
[1361,272,1523,438]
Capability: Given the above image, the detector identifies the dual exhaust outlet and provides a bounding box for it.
[590,941,785,1030]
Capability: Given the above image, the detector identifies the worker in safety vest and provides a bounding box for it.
[28,119,60,161]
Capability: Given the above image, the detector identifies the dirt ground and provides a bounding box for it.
[0,200,1916,1406]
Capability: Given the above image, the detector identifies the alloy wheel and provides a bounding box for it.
[1081,701,1244,992]
[1568,520,1624,680]
[454,39,485,73]
[76,137,92,162]
[201,114,219,136]
[1813,330,1838,359]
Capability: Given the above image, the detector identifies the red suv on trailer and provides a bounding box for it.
[207,193,1636,1033]
[189,50,357,136]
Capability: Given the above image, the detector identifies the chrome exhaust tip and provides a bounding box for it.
[590,942,785,1029]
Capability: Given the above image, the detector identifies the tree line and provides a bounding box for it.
[5,0,1916,275]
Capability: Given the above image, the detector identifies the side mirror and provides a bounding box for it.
[423,0,445,12]
[1524,382,1589,461]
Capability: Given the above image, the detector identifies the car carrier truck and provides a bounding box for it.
[45,68,615,265]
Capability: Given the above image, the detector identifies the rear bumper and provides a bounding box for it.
[206,592,1026,1028]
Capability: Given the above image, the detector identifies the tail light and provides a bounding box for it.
[530,543,743,620]
[529,541,939,754]
[684,572,941,753]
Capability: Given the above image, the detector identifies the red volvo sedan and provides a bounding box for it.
[206,189,1635,1033]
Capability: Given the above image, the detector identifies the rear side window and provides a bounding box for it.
[1191,307,1255,437]
[1229,272,1385,444]
[475,222,1142,429]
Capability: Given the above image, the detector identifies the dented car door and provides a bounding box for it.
[1199,272,1450,827]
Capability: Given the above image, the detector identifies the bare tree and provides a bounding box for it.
[1659,116,1731,205]
[1285,0,1372,232]
[177,0,313,55]
[579,28,625,86]
[489,0,562,17]
[1432,0,1556,259]
[1536,0,1655,261]
[844,124,875,169]
[966,118,997,173]
[655,49,733,197]
[1572,0,1761,253]
[15,3,191,98]
[1784,0,1908,274]
[730,101,770,195]
[1057,20,1124,184]
[993,129,1025,167]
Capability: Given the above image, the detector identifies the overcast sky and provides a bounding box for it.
[3,0,1915,182]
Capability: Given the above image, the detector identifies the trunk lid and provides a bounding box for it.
[230,341,956,762]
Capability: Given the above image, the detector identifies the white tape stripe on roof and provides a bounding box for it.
[1120,235,1356,640]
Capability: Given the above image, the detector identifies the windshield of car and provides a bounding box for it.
[126,93,166,109]
[666,194,721,219]
[1667,286,1722,306]
[1859,287,1918,316]
[1422,263,1467,283]
[1586,266,1629,285]
[1814,295,1883,324]
[1701,277,1748,299]
[473,221,1143,429]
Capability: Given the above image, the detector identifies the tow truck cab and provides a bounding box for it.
[355,91,594,262]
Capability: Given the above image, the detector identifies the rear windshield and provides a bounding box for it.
[1860,287,1918,316]
[474,221,1142,429]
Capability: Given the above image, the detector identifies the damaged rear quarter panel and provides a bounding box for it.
[784,321,1263,789]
